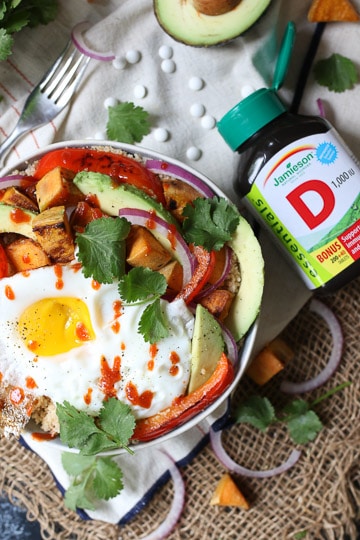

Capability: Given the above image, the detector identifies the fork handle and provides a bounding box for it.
[0,124,29,167]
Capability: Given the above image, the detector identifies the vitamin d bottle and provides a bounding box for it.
[217,89,360,293]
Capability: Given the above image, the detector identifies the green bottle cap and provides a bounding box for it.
[217,21,296,151]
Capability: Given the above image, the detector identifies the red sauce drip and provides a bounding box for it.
[71,262,82,273]
[10,207,31,224]
[22,253,31,264]
[147,343,158,371]
[92,279,101,290]
[31,432,57,442]
[0,372,3,383]
[5,285,15,300]
[54,264,64,290]
[25,377,37,389]
[76,322,92,342]
[169,350,180,377]
[125,382,153,409]
[28,340,38,352]
[22,270,30,277]
[9,387,25,405]
[111,300,122,334]
[167,224,177,251]
[145,210,157,230]
[85,193,100,207]
[111,321,120,334]
[120,342,126,351]
[84,387,93,405]
[161,162,169,170]
[99,355,121,399]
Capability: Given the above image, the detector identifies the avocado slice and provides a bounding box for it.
[188,303,225,393]
[0,203,37,239]
[153,0,271,47]
[225,215,264,342]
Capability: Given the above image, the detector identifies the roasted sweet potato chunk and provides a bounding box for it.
[32,205,75,263]
[0,187,38,211]
[161,178,204,221]
[210,473,250,509]
[308,0,359,21]
[126,225,172,270]
[35,167,84,212]
[5,238,50,272]
[246,337,294,385]
[200,288,234,321]
[158,259,183,293]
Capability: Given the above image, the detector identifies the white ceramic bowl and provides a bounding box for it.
[1,139,260,453]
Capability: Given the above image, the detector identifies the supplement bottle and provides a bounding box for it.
[217,25,360,294]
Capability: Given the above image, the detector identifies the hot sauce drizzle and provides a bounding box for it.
[5,285,15,300]
[99,355,121,399]
[92,279,101,290]
[111,300,122,334]
[76,322,92,342]
[125,381,153,409]
[84,387,93,405]
[54,264,64,290]
[25,377,37,389]
[10,208,31,224]
[147,343,158,371]
[169,350,180,376]
[9,386,25,405]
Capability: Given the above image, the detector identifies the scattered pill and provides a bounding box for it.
[154,128,170,142]
[126,49,141,64]
[103,97,118,109]
[201,114,216,129]
[186,146,202,160]
[190,103,205,118]
[188,76,204,91]
[134,84,147,99]
[161,59,176,73]
[94,131,106,140]
[158,45,173,59]
[112,56,127,70]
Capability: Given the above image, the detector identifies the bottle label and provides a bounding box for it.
[246,128,360,288]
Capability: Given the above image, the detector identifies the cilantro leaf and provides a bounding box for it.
[118,266,167,303]
[182,197,240,251]
[62,453,123,510]
[57,401,103,450]
[138,298,170,343]
[99,398,136,451]
[75,216,131,284]
[235,396,276,431]
[281,399,323,445]
[314,53,358,93]
[0,29,13,60]
[106,102,151,144]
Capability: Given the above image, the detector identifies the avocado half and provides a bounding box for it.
[153,0,272,47]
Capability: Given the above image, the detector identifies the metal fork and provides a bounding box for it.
[0,40,91,165]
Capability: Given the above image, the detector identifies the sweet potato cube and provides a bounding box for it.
[158,260,183,292]
[246,337,294,385]
[0,186,38,211]
[162,178,204,221]
[210,473,250,509]
[35,167,84,212]
[5,238,50,272]
[126,226,172,270]
[308,0,359,21]
[200,288,234,321]
[32,205,75,263]
[70,201,105,232]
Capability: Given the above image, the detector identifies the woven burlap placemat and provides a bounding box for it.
[1,276,359,540]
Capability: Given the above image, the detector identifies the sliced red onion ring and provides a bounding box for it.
[0,175,34,189]
[316,98,326,118]
[219,322,238,365]
[144,159,215,198]
[71,21,116,62]
[280,298,343,394]
[194,246,232,300]
[119,207,195,287]
[140,451,185,540]
[210,427,302,478]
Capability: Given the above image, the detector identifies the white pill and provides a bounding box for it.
[103,97,118,109]
[190,103,205,118]
[158,45,173,59]
[134,84,147,99]
[241,84,255,98]
[201,114,216,129]
[112,56,127,70]
[186,146,202,160]
[161,59,176,73]
[188,76,204,91]
[126,49,141,64]
[154,128,169,142]
[94,131,106,140]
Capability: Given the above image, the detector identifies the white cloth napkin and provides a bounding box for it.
[2,0,360,525]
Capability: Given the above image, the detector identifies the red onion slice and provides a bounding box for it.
[219,322,238,365]
[140,451,185,540]
[71,22,116,62]
[194,246,232,300]
[144,159,215,198]
[119,208,195,287]
[280,298,343,394]
[0,175,34,189]
[210,428,302,478]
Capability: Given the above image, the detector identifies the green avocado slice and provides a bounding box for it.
[153,0,271,47]
[0,203,37,239]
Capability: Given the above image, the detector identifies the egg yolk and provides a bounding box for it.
[18,297,95,356]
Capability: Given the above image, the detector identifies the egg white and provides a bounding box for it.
[0,263,194,419]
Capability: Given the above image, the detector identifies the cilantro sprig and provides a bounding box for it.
[182,197,240,251]
[118,267,169,343]
[57,398,136,511]
[235,382,351,445]
[314,53,358,93]
[106,102,151,144]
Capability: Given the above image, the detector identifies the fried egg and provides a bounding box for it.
[0,262,194,419]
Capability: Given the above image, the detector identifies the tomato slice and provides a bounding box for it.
[175,245,216,304]
[33,148,166,204]
[0,244,9,278]
[132,352,234,442]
